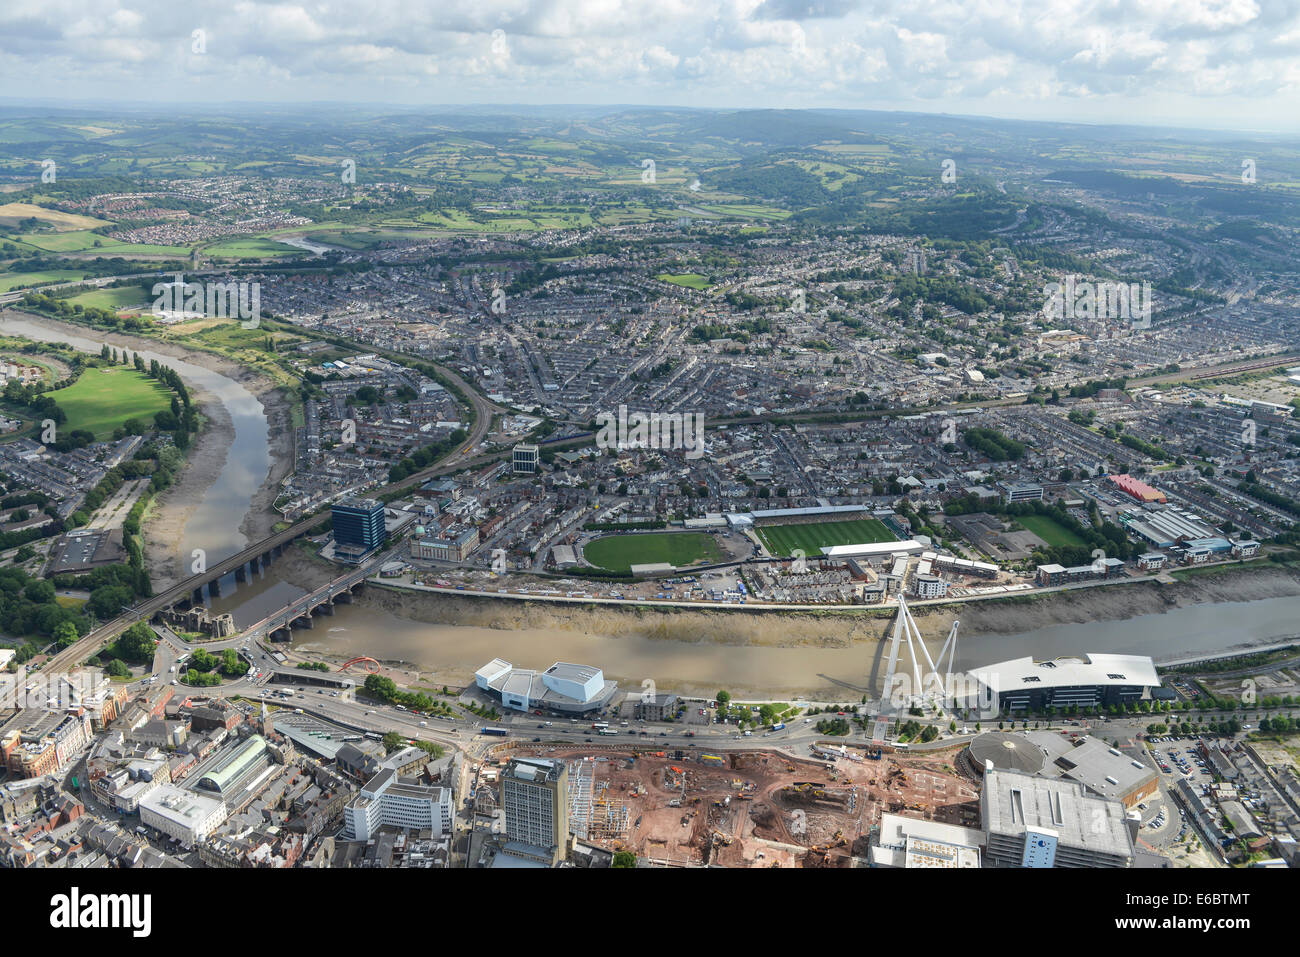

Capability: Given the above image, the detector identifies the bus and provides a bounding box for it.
[592,722,610,731]
[363,732,382,741]
[598,728,618,736]
[481,727,508,737]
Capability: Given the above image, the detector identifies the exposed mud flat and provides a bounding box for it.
[351,563,1300,650]
[357,585,891,647]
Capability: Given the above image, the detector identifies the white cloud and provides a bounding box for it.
[0,0,1295,131]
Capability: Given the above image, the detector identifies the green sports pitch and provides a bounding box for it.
[582,532,722,572]
[754,519,898,557]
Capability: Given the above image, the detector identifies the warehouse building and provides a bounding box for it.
[1108,474,1167,504]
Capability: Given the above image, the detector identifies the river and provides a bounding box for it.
[12,307,1288,699]
[269,589,1300,700]
[0,313,272,566]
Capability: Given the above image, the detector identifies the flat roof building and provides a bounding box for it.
[501,757,569,866]
[981,768,1134,868]
[871,813,984,868]
[332,497,386,560]
[512,443,540,475]
[963,653,1159,714]
[1025,733,1159,808]
[343,768,452,842]
[139,785,228,848]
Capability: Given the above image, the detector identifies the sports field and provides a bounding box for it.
[1016,514,1087,548]
[48,365,174,440]
[583,531,723,572]
[754,518,897,557]
[655,273,710,290]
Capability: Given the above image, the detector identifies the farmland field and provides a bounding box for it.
[202,236,302,258]
[0,202,110,231]
[754,518,897,557]
[1016,514,1086,548]
[64,286,150,311]
[0,269,89,292]
[583,531,723,572]
[47,365,174,440]
[16,229,191,257]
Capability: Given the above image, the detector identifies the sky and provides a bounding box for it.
[3,0,1299,133]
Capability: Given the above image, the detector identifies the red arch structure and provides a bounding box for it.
[340,656,381,674]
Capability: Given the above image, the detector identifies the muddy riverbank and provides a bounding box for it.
[345,561,1300,648]
[0,311,294,588]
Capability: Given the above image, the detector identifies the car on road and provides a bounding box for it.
[532,737,541,742]
[584,737,592,742]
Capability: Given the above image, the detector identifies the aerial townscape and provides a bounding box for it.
[0,1,1296,926]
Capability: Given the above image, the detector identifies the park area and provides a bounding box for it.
[582,531,723,572]
[47,365,173,440]
[754,518,897,557]
[655,273,710,290]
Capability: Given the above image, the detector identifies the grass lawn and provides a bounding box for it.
[47,365,173,440]
[754,518,897,557]
[1016,515,1087,548]
[655,273,710,290]
[583,532,723,572]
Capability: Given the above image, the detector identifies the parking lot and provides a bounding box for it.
[1141,735,1216,856]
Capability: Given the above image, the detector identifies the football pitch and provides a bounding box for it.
[754,518,898,557]
[582,531,723,572]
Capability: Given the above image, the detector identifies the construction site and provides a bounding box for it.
[506,742,980,868]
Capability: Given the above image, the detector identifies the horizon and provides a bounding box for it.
[2,97,1295,143]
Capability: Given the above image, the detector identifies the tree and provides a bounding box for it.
[112,622,157,662]
[612,850,637,868]
[105,658,131,678]
[715,691,731,707]
[53,620,80,648]
[382,731,405,754]
[365,674,399,701]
